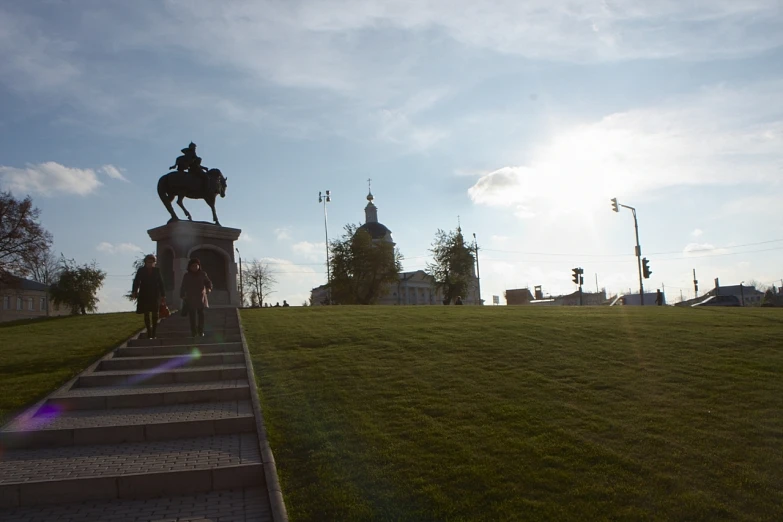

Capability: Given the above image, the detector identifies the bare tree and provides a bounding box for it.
[0,191,53,282]
[242,259,277,307]
[25,249,61,286]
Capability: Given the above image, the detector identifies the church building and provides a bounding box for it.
[310,187,479,305]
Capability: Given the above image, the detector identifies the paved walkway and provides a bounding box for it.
[0,308,280,522]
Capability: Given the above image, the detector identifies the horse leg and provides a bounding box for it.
[157,179,179,222]
[208,198,220,226]
[177,195,193,221]
[165,195,179,222]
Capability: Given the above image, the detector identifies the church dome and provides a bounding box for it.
[357,221,392,241]
[355,184,394,244]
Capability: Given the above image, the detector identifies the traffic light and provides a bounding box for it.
[611,198,619,213]
[642,258,652,279]
[572,267,583,285]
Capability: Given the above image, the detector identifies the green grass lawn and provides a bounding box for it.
[242,306,783,521]
[0,313,142,425]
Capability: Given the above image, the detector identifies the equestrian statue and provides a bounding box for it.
[158,142,228,226]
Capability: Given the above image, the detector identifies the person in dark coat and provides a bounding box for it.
[455,296,464,305]
[131,254,166,339]
[180,258,213,337]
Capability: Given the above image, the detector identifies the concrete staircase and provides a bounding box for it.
[0,308,281,522]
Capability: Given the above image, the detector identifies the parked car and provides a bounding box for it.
[692,295,741,307]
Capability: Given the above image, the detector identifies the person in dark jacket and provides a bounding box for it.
[131,254,166,339]
[180,258,213,337]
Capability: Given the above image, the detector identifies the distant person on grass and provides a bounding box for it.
[656,289,663,306]
[131,254,166,339]
[455,296,463,305]
[282,300,289,307]
[180,258,213,337]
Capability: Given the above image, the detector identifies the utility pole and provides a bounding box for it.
[693,269,699,300]
[318,191,332,304]
[611,198,645,304]
[473,233,481,305]
[235,247,243,307]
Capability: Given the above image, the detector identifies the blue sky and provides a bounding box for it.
[1,0,782,309]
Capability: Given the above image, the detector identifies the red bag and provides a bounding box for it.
[159,298,171,319]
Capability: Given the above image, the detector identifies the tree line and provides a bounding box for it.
[1,191,105,314]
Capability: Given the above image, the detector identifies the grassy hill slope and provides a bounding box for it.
[0,313,141,425]
[242,306,783,521]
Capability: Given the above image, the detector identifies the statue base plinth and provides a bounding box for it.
[148,221,242,308]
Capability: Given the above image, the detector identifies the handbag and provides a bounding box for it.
[180,299,190,317]
[158,298,170,319]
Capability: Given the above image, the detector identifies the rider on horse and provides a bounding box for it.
[170,142,208,187]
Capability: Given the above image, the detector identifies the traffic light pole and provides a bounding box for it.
[629,206,644,305]
[617,203,644,305]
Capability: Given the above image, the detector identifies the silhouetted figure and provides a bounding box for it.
[131,254,165,339]
[282,300,290,307]
[455,296,463,305]
[274,302,281,307]
[170,142,199,171]
[655,289,663,306]
[180,258,213,337]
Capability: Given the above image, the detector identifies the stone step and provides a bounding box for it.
[127,334,241,347]
[0,486,271,521]
[0,434,263,508]
[44,381,250,411]
[140,328,241,339]
[98,352,246,371]
[115,342,243,358]
[1,411,256,450]
[75,364,248,388]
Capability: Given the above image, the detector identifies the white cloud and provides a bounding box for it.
[237,232,254,243]
[468,80,783,217]
[292,241,324,261]
[683,243,729,257]
[97,242,142,255]
[692,229,704,237]
[0,162,102,196]
[99,165,129,182]
[274,227,292,241]
[259,257,324,305]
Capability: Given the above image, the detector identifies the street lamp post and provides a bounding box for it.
[235,247,243,307]
[318,190,332,304]
[611,198,645,305]
[473,233,481,305]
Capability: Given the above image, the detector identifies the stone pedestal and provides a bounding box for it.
[148,221,242,308]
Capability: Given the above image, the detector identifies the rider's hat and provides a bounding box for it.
[181,142,197,154]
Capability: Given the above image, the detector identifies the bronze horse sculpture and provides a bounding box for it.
[157,169,227,226]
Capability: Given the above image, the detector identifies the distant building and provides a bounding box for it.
[506,287,607,306]
[611,292,663,306]
[710,284,765,306]
[505,288,534,305]
[0,276,69,323]
[310,187,478,306]
[553,290,608,306]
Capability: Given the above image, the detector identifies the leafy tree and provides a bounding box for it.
[0,191,53,282]
[50,257,106,315]
[242,259,277,307]
[329,224,402,305]
[427,227,476,304]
